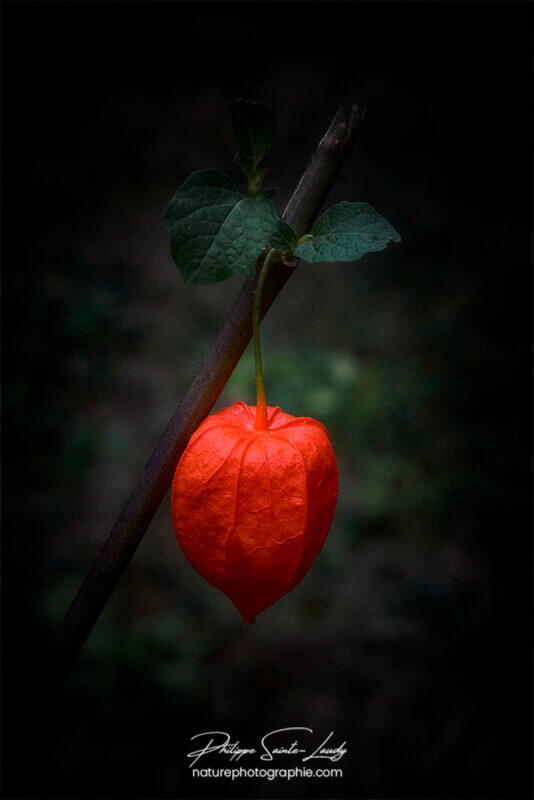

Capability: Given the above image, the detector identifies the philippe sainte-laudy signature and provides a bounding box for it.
[187,728,347,767]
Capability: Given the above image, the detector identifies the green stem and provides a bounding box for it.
[253,248,279,430]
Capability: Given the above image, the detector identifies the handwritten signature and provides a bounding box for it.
[187,728,347,767]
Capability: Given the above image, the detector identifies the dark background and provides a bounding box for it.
[2,2,532,799]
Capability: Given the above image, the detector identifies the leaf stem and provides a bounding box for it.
[253,248,279,430]
[247,176,259,199]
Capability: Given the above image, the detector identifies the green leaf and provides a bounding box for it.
[224,99,277,182]
[293,201,401,263]
[269,220,298,253]
[162,170,277,285]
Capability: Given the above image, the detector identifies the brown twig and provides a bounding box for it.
[48,100,366,686]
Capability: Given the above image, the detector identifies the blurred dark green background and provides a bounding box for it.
[2,2,532,798]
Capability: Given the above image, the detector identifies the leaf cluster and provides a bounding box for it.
[163,100,401,286]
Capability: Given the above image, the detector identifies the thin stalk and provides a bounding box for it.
[253,248,279,430]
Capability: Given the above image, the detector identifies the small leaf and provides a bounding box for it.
[162,170,277,285]
[294,201,401,263]
[270,220,298,253]
[225,99,277,182]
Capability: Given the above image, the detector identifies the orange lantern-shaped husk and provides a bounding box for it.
[171,401,338,623]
